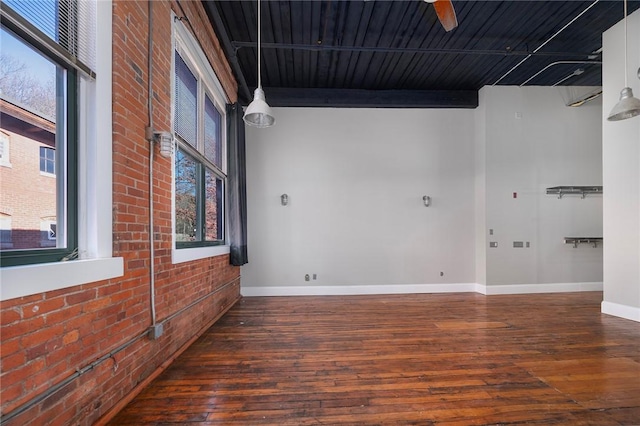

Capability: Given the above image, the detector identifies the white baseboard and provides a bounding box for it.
[601,301,640,323]
[477,282,603,295]
[241,283,477,297]
[241,282,603,297]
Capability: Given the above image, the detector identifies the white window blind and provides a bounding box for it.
[204,93,222,169]
[174,51,198,148]
[1,0,96,77]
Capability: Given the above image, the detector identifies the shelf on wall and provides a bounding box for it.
[546,186,602,199]
[564,237,603,248]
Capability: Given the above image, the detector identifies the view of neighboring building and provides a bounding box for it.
[0,98,57,251]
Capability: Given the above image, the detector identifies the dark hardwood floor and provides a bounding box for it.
[108,292,640,425]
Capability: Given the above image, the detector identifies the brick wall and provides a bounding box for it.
[0,1,241,425]
[0,125,57,250]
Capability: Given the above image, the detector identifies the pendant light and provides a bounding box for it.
[243,0,275,128]
[607,0,640,121]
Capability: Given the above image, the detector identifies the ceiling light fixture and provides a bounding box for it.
[243,0,275,128]
[607,0,640,121]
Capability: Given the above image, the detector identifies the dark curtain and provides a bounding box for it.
[227,103,248,266]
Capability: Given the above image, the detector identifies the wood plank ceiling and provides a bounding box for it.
[203,0,640,108]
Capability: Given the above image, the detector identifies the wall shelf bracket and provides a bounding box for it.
[564,237,603,248]
[546,186,602,199]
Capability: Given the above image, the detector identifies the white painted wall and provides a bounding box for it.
[242,95,603,296]
[478,86,603,289]
[602,9,640,322]
[475,90,487,286]
[242,108,476,292]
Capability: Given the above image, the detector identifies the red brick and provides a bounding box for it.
[1,381,24,407]
[1,308,22,325]
[40,378,77,410]
[49,406,76,426]
[25,343,48,361]
[1,351,26,372]
[2,316,46,341]
[45,304,82,326]
[20,324,64,348]
[1,294,42,311]
[62,330,79,345]
[0,338,22,357]
[81,297,112,314]
[2,358,46,390]
[45,339,77,367]
[58,311,94,334]
[65,289,97,306]
[2,400,40,425]
[22,297,65,319]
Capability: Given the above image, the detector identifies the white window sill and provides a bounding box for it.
[0,257,124,301]
[172,245,230,264]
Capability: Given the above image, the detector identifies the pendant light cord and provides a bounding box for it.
[623,0,628,87]
[257,0,262,90]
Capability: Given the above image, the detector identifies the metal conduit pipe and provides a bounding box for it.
[231,41,596,58]
[553,68,584,86]
[519,60,602,86]
[147,0,157,328]
[493,0,601,85]
[201,2,252,103]
[161,277,240,324]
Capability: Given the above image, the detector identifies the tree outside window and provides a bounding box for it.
[173,47,226,248]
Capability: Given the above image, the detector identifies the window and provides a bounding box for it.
[40,147,56,174]
[0,10,75,264]
[1,0,123,300]
[173,21,227,252]
[40,218,56,247]
[0,132,10,167]
[0,20,76,265]
[49,223,57,240]
[0,214,12,249]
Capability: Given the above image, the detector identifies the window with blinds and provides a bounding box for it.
[175,52,198,149]
[1,0,96,78]
[0,0,98,266]
[173,19,227,249]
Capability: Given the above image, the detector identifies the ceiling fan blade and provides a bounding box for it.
[432,0,458,32]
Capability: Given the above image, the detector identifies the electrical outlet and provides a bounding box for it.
[313,274,317,280]
[305,274,310,281]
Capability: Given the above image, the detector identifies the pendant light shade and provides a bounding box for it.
[244,87,275,128]
[243,0,275,128]
[608,87,640,121]
[607,0,640,121]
